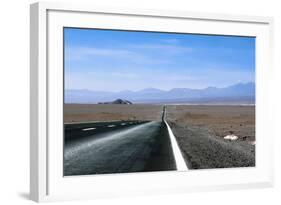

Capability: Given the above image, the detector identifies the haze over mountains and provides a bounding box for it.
[65,82,255,104]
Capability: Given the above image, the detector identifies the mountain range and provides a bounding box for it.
[65,82,255,104]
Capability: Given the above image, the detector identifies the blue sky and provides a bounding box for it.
[64,28,255,92]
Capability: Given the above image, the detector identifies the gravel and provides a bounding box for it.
[168,121,255,169]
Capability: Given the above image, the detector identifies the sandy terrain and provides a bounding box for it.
[166,105,255,142]
[64,104,163,123]
[165,105,255,169]
[64,104,255,142]
[64,104,255,169]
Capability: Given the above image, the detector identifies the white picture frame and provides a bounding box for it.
[30,2,274,202]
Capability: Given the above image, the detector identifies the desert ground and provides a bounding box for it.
[64,104,255,170]
[166,105,255,142]
[64,104,163,123]
[165,105,255,169]
[65,104,255,140]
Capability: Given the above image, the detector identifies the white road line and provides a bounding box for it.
[65,120,120,125]
[164,121,189,171]
[82,127,96,131]
[108,125,116,128]
[121,123,126,126]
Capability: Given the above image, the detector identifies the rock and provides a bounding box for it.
[98,99,132,105]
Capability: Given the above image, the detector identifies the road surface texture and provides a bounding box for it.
[64,119,177,176]
[167,121,255,169]
[64,105,255,176]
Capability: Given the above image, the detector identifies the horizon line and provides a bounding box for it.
[65,81,255,93]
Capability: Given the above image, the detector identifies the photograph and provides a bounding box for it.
[63,28,255,176]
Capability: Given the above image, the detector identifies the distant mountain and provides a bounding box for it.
[98,99,132,105]
[65,82,255,104]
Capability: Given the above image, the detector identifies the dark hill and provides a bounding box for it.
[98,99,132,105]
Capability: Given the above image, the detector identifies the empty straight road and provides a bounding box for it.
[64,116,177,176]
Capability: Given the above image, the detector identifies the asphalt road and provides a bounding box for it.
[64,120,149,142]
[64,106,253,175]
[64,119,177,176]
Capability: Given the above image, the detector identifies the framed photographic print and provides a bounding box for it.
[30,2,274,202]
